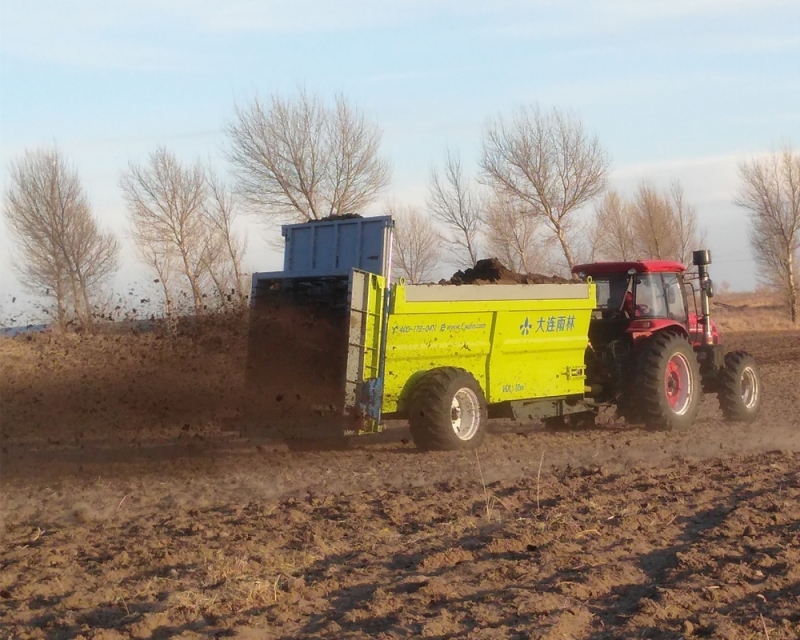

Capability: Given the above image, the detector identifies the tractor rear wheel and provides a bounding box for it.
[635,332,701,431]
[717,350,761,422]
[408,367,488,451]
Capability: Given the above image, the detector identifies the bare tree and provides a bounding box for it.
[483,193,552,273]
[428,148,484,268]
[669,182,705,266]
[481,105,610,271]
[389,204,442,284]
[140,242,176,317]
[4,148,119,329]
[204,171,248,307]
[226,89,390,223]
[593,190,636,261]
[592,182,703,265]
[736,147,800,322]
[628,181,704,265]
[120,148,210,313]
[630,182,677,261]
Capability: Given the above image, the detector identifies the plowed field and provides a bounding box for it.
[2,325,799,639]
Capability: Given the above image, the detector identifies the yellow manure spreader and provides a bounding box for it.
[246,216,760,450]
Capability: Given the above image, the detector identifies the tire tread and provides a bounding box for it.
[717,350,761,422]
[634,332,701,431]
[408,367,487,450]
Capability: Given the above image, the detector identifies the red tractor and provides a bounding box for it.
[569,250,762,431]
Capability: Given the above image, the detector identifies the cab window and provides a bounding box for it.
[634,274,666,317]
[663,273,687,322]
[594,275,630,311]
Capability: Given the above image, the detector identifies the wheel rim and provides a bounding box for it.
[740,366,758,409]
[664,353,693,415]
[450,387,481,441]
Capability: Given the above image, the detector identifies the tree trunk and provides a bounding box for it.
[68,273,87,330]
[179,248,204,313]
[555,225,575,271]
[80,281,95,331]
[54,276,68,331]
[225,238,247,305]
[73,266,95,331]
[207,267,227,309]
[466,237,478,268]
[519,251,529,274]
[788,253,797,323]
[160,282,172,316]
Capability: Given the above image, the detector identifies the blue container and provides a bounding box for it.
[281,216,393,278]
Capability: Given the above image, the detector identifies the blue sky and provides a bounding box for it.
[2,0,799,318]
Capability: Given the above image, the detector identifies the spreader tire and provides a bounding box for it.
[717,350,761,422]
[636,332,701,431]
[408,368,488,451]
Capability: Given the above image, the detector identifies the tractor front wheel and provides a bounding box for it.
[717,350,762,422]
[408,368,488,451]
[636,332,701,431]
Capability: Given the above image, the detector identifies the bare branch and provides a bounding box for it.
[598,181,705,266]
[389,203,442,284]
[226,89,390,223]
[593,190,636,261]
[630,181,678,261]
[481,105,610,271]
[483,193,553,273]
[204,171,248,307]
[428,148,484,267]
[669,182,705,266]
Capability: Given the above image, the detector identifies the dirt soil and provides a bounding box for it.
[2,324,800,639]
[445,258,572,285]
[247,288,351,433]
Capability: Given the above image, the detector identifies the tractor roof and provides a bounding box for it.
[572,260,687,277]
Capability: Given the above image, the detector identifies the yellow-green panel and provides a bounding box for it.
[380,282,595,412]
[361,272,385,381]
[383,312,493,411]
[487,308,591,401]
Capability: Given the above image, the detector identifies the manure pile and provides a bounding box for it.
[443,258,573,285]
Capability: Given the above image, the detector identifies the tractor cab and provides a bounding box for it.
[572,259,697,347]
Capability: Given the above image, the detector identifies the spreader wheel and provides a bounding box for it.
[635,332,702,431]
[408,367,488,451]
[717,350,762,422]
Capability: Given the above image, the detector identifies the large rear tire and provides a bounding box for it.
[408,368,488,451]
[717,350,761,422]
[635,332,701,431]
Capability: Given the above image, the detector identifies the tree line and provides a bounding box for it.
[4,89,800,327]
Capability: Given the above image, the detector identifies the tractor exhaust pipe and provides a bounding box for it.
[692,249,714,345]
